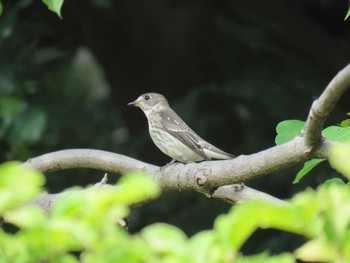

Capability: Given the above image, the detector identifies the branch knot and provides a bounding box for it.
[196,174,208,187]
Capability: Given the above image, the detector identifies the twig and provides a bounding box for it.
[304,63,350,149]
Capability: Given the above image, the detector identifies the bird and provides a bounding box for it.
[128,92,235,164]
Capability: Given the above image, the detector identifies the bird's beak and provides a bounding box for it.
[127,99,139,107]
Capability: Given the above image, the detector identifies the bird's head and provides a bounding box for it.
[128,93,169,112]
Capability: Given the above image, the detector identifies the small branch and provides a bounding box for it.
[212,184,288,206]
[23,149,159,174]
[304,63,350,149]
[23,174,110,213]
[25,192,62,213]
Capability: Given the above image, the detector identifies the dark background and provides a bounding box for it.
[0,0,349,255]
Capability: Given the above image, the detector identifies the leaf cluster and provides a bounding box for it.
[275,116,350,183]
[2,153,350,262]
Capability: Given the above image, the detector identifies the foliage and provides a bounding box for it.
[329,143,350,180]
[41,0,64,18]
[275,120,305,145]
[346,5,350,21]
[2,152,350,262]
[0,0,64,18]
[0,162,160,262]
[340,112,350,127]
[275,118,350,183]
[293,159,325,184]
[0,0,122,169]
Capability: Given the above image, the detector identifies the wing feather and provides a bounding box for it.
[159,110,209,160]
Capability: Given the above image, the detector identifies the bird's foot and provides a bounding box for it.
[160,159,176,170]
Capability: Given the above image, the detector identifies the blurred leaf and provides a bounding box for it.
[215,199,306,251]
[0,94,27,138]
[236,253,294,263]
[295,238,337,262]
[0,94,26,117]
[323,178,346,187]
[215,202,258,250]
[0,1,2,16]
[41,0,64,18]
[345,5,350,21]
[187,231,231,263]
[4,205,47,228]
[115,172,160,205]
[141,223,187,255]
[90,0,112,8]
[340,112,350,127]
[8,108,46,145]
[215,184,350,262]
[52,172,159,229]
[340,119,350,127]
[323,126,350,143]
[32,47,68,65]
[275,120,305,145]
[0,162,45,214]
[329,143,350,179]
[51,187,129,230]
[293,159,325,183]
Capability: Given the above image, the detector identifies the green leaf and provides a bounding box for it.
[0,1,2,16]
[293,126,350,184]
[323,126,350,143]
[215,200,306,251]
[275,120,305,145]
[215,203,258,250]
[329,143,350,179]
[52,187,130,229]
[0,162,45,214]
[188,231,231,262]
[296,238,337,262]
[323,178,346,187]
[8,108,46,145]
[340,119,350,127]
[236,253,294,263]
[0,94,27,138]
[41,0,64,18]
[115,172,160,204]
[293,159,325,184]
[141,223,187,255]
[345,5,350,21]
[4,205,47,228]
[32,47,68,65]
[0,94,26,117]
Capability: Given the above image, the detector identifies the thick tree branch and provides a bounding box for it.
[304,63,350,149]
[24,149,286,206]
[158,136,316,189]
[22,62,350,210]
[24,149,158,174]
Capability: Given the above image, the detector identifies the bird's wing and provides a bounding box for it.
[159,110,209,160]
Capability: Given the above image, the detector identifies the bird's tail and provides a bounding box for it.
[203,145,235,160]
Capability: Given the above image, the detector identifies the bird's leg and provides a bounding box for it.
[160,159,176,170]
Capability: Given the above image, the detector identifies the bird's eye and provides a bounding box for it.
[144,95,150,100]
